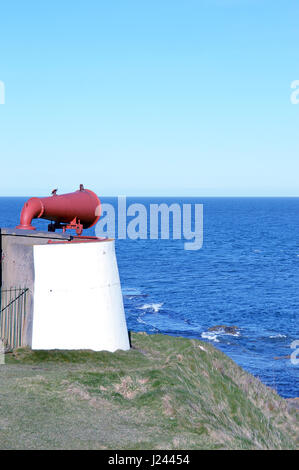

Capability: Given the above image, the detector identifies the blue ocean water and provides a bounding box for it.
[0,197,298,398]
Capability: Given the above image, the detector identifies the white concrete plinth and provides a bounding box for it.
[32,239,130,352]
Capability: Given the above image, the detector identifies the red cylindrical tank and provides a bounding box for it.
[16,185,101,234]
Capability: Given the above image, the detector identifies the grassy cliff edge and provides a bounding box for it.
[1,332,298,450]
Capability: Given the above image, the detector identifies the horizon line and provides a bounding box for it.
[0,195,299,199]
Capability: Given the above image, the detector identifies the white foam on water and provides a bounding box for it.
[201,331,220,342]
[201,327,241,343]
[138,303,164,313]
[269,334,287,339]
[122,287,147,298]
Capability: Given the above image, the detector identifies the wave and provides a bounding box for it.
[201,327,241,343]
[122,287,148,299]
[269,334,287,339]
[201,331,220,342]
[138,303,164,313]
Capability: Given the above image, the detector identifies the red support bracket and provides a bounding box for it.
[48,217,84,236]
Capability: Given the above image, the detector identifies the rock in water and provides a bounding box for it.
[208,325,239,335]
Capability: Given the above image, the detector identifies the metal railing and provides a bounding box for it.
[0,287,29,349]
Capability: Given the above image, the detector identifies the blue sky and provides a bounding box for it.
[0,0,299,196]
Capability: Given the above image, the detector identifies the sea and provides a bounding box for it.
[0,196,298,398]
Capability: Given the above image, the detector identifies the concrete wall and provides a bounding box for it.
[0,229,130,351]
[32,240,130,351]
[0,228,71,345]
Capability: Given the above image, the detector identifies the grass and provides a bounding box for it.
[0,332,298,449]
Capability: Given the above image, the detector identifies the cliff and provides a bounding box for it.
[1,332,298,449]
